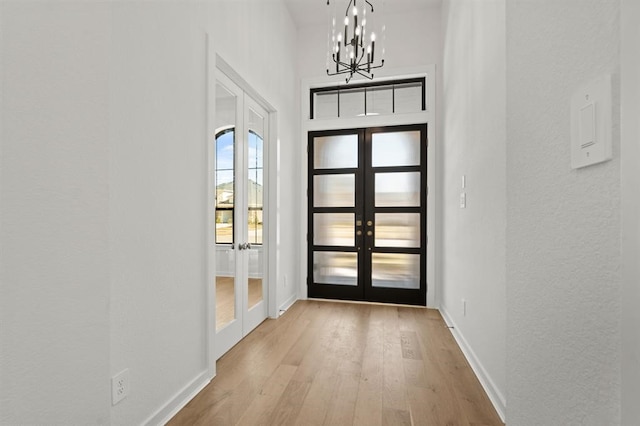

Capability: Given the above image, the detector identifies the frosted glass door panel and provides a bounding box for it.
[371,253,420,289]
[371,131,421,167]
[375,172,420,207]
[314,174,356,208]
[314,213,354,246]
[375,213,420,248]
[314,252,358,286]
[314,135,358,169]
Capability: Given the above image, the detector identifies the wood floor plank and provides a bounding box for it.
[382,407,412,426]
[168,300,504,426]
[352,305,384,426]
[381,306,410,413]
[322,372,360,425]
[292,364,338,425]
[235,364,298,426]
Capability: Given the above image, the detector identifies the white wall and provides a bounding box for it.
[109,2,213,424]
[214,0,300,311]
[0,2,111,424]
[1,1,300,424]
[621,0,640,423]
[505,1,621,424]
[440,0,506,418]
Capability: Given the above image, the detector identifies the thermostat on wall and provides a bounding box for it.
[570,74,613,169]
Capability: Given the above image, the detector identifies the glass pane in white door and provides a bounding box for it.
[247,106,264,311]
[215,82,237,331]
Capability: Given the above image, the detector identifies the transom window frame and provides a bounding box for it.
[309,77,426,119]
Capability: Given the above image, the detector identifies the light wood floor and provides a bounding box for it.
[216,277,263,330]
[169,300,503,426]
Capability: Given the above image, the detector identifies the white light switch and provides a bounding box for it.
[460,192,466,209]
[570,75,612,169]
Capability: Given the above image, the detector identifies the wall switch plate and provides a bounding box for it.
[460,192,466,209]
[570,75,612,169]
[112,369,130,405]
[462,299,467,316]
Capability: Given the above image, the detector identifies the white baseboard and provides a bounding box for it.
[439,308,506,423]
[143,370,212,426]
[278,293,298,317]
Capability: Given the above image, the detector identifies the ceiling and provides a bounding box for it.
[283,0,441,28]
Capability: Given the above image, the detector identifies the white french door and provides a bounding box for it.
[214,71,268,359]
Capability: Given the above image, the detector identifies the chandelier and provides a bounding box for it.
[326,0,385,83]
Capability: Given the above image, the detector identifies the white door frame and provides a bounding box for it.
[206,44,278,379]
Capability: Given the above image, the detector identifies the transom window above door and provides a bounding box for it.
[310,77,426,120]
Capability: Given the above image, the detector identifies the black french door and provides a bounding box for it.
[307,124,427,306]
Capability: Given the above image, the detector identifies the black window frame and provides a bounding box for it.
[310,77,426,119]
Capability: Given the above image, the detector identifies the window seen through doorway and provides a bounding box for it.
[215,128,263,245]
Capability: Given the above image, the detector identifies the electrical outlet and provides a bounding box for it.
[112,369,130,405]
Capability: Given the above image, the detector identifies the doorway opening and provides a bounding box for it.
[307,124,428,306]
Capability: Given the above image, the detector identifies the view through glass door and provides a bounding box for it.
[308,125,427,306]
[215,72,268,359]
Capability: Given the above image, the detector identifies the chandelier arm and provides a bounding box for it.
[365,0,374,12]
[354,69,375,80]
[344,0,354,19]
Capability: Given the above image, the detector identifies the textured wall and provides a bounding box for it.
[108,3,213,424]
[621,0,640,423]
[0,2,111,424]
[441,0,506,416]
[505,1,621,424]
